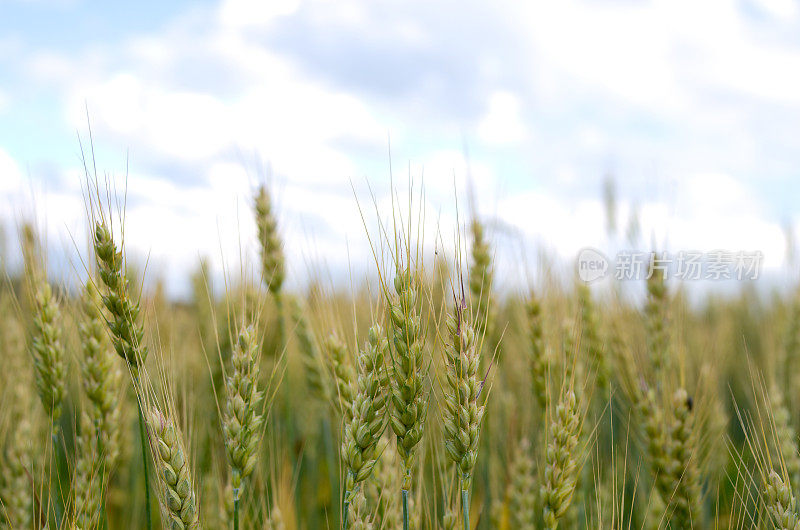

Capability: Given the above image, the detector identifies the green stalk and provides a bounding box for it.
[97,425,108,530]
[461,487,470,530]
[136,398,152,530]
[51,431,63,530]
[342,471,354,530]
[402,488,409,530]
[233,489,240,530]
[274,293,286,356]
[322,416,337,515]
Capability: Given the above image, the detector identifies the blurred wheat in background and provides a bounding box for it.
[3,1,800,529]
[0,162,799,530]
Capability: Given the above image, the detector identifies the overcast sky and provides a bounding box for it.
[2,0,799,297]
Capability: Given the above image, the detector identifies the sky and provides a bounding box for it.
[2,0,800,297]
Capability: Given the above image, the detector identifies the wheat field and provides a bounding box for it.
[0,170,797,530]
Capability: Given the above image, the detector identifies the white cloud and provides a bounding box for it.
[478,91,527,146]
[0,150,23,195]
[4,0,800,294]
[219,0,301,28]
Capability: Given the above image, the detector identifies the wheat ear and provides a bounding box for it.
[771,384,800,492]
[73,412,104,530]
[146,407,201,530]
[93,222,148,369]
[0,413,35,528]
[79,279,123,468]
[254,185,286,351]
[468,218,494,349]
[577,283,608,391]
[526,292,549,411]
[766,470,800,530]
[645,255,669,378]
[92,220,152,529]
[442,300,485,530]
[541,390,581,530]
[386,267,427,530]
[367,437,402,529]
[29,279,65,432]
[508,438,537,530]
[658,388,702,528]
[341,325,390,530]
[289,297,331,403]
[222,325,264,530]
[327,332,356,421]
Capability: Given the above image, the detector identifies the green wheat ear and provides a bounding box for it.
[508,438,537,530]
[442,303,484,489]
[254,185,285,296]
[541,390,581,530]
[387,267,427,490]
[223,325,265,494]
[30,279,66,432]
[146,407,201,530]
[526,291,549,411]
[468,218,495,348]
[342,325,390,488]
[341,325,390,529]
[79,279,123,468]
[290,297,332,403]
[93,221,148,369]
[765,470,800,530]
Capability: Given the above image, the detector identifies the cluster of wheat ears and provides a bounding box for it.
[1,170,800,530]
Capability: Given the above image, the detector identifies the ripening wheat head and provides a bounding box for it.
[222,324,265,495]
[93,221,148,370]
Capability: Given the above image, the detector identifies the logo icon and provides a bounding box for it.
[576,247,609,283]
